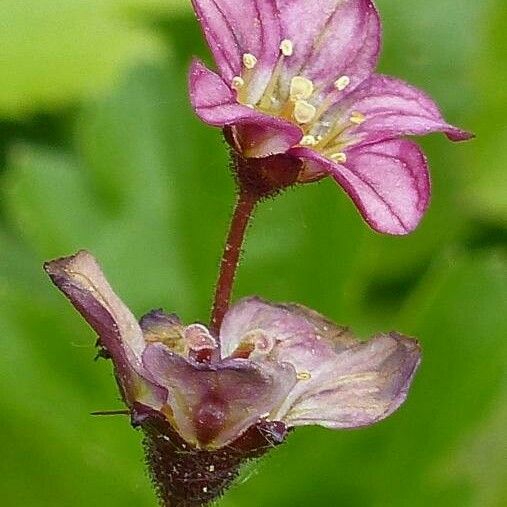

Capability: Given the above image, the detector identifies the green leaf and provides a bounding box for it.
[0,0,168,118]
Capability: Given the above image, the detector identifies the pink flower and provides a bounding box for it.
[45,251,420,449]
[189,0,472,234]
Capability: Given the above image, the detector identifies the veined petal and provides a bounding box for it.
[335,74,474,145]
[189,59,302,157]
[276,0,380,93]
[274,333,420,428]
[290,139,431,235]
[220,297,315,359]
[191,0,281,100]
[221,298,356,384]
[142,344,296,448]
[44,251,166,408]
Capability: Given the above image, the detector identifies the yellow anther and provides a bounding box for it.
[293,100,317,124]
[297,371,312,381]
[231,76,245,90]
[331,152,347,164]
[300,135,318,147]
[242,53,258,70]
[280,39,294,56]
[334,75,351,91]
[350,111,366,125]
[290,76,314,101]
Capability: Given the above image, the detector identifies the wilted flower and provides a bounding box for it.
[45,250,420,505]
[189,0,472,234]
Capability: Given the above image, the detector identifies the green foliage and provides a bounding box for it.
[0,1,505,506]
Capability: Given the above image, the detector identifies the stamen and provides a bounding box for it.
[334,75,351,91]
[231,76,245,90]
[242,53,258,70]
[280,39,294,57]
[290,76,314,101]
[184,324,217,352]
[293,100,317,124]
[296,371,312,381]
[300,135,318,147]
[350,111,366,125]
[331,152,347,164]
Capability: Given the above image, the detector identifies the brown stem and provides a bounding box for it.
[210,190,258,335]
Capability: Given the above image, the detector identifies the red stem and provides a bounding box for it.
[210,191,258,335]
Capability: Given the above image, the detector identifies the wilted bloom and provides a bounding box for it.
[189,0,472,234]
[45,251,420,505]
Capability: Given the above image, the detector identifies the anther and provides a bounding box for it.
[296,371,312,381]
[280,39,294,56]
[231,76,245,90]
[350,111,366,125]
[293,100,317,124]
[290,76,314,101]
[242,53,258,70]
[300,135,318,147]
[334,75,351,91]
[331,152,347,164]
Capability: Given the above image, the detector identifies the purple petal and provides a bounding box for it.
[44,251,165,408]
[277,0,381,92]
[335,74,474,145]
[191,0,281,101]
[142,344,296,448]
[189,59,302,157]
[221,297,358,355]
[290,139,431,235]
[274,333,421,428]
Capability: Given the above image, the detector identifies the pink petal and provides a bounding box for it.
[276,0,380,92]
[44,251,166,408]
[336,74,474,145]
[191,0,281,101]
[142,344,296,448]
[221,297,356,374]
[189,59,302,157]
[290,139,431,235]
[274,333,421,429]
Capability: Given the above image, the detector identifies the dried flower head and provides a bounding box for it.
[189,0,473,234]
[45,251,421,505]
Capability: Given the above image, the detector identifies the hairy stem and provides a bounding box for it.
[210,190,258,335]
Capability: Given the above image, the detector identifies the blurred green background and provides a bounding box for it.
[0,0,506,506]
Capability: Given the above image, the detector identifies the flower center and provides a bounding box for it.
[230,40,367,163]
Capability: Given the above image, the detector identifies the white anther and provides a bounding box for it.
[350,111,366,125]
[242,53,258,70]
[231,76,245,90]
[293,100,317,124]
[300,135,318,147]
[280,39,294,56]
[331,152,347,164]
[290,76,314,101]
[334,75,351,91]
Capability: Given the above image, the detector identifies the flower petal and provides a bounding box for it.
[191,0,281,99]
[189,59,302,157]
[335,74,474,145]
[221,297,358,356]
[290,139,431,235]
[277,0,381,92]
[142,343,296,448]
[44,251,165,408]
[274,333,421,428]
